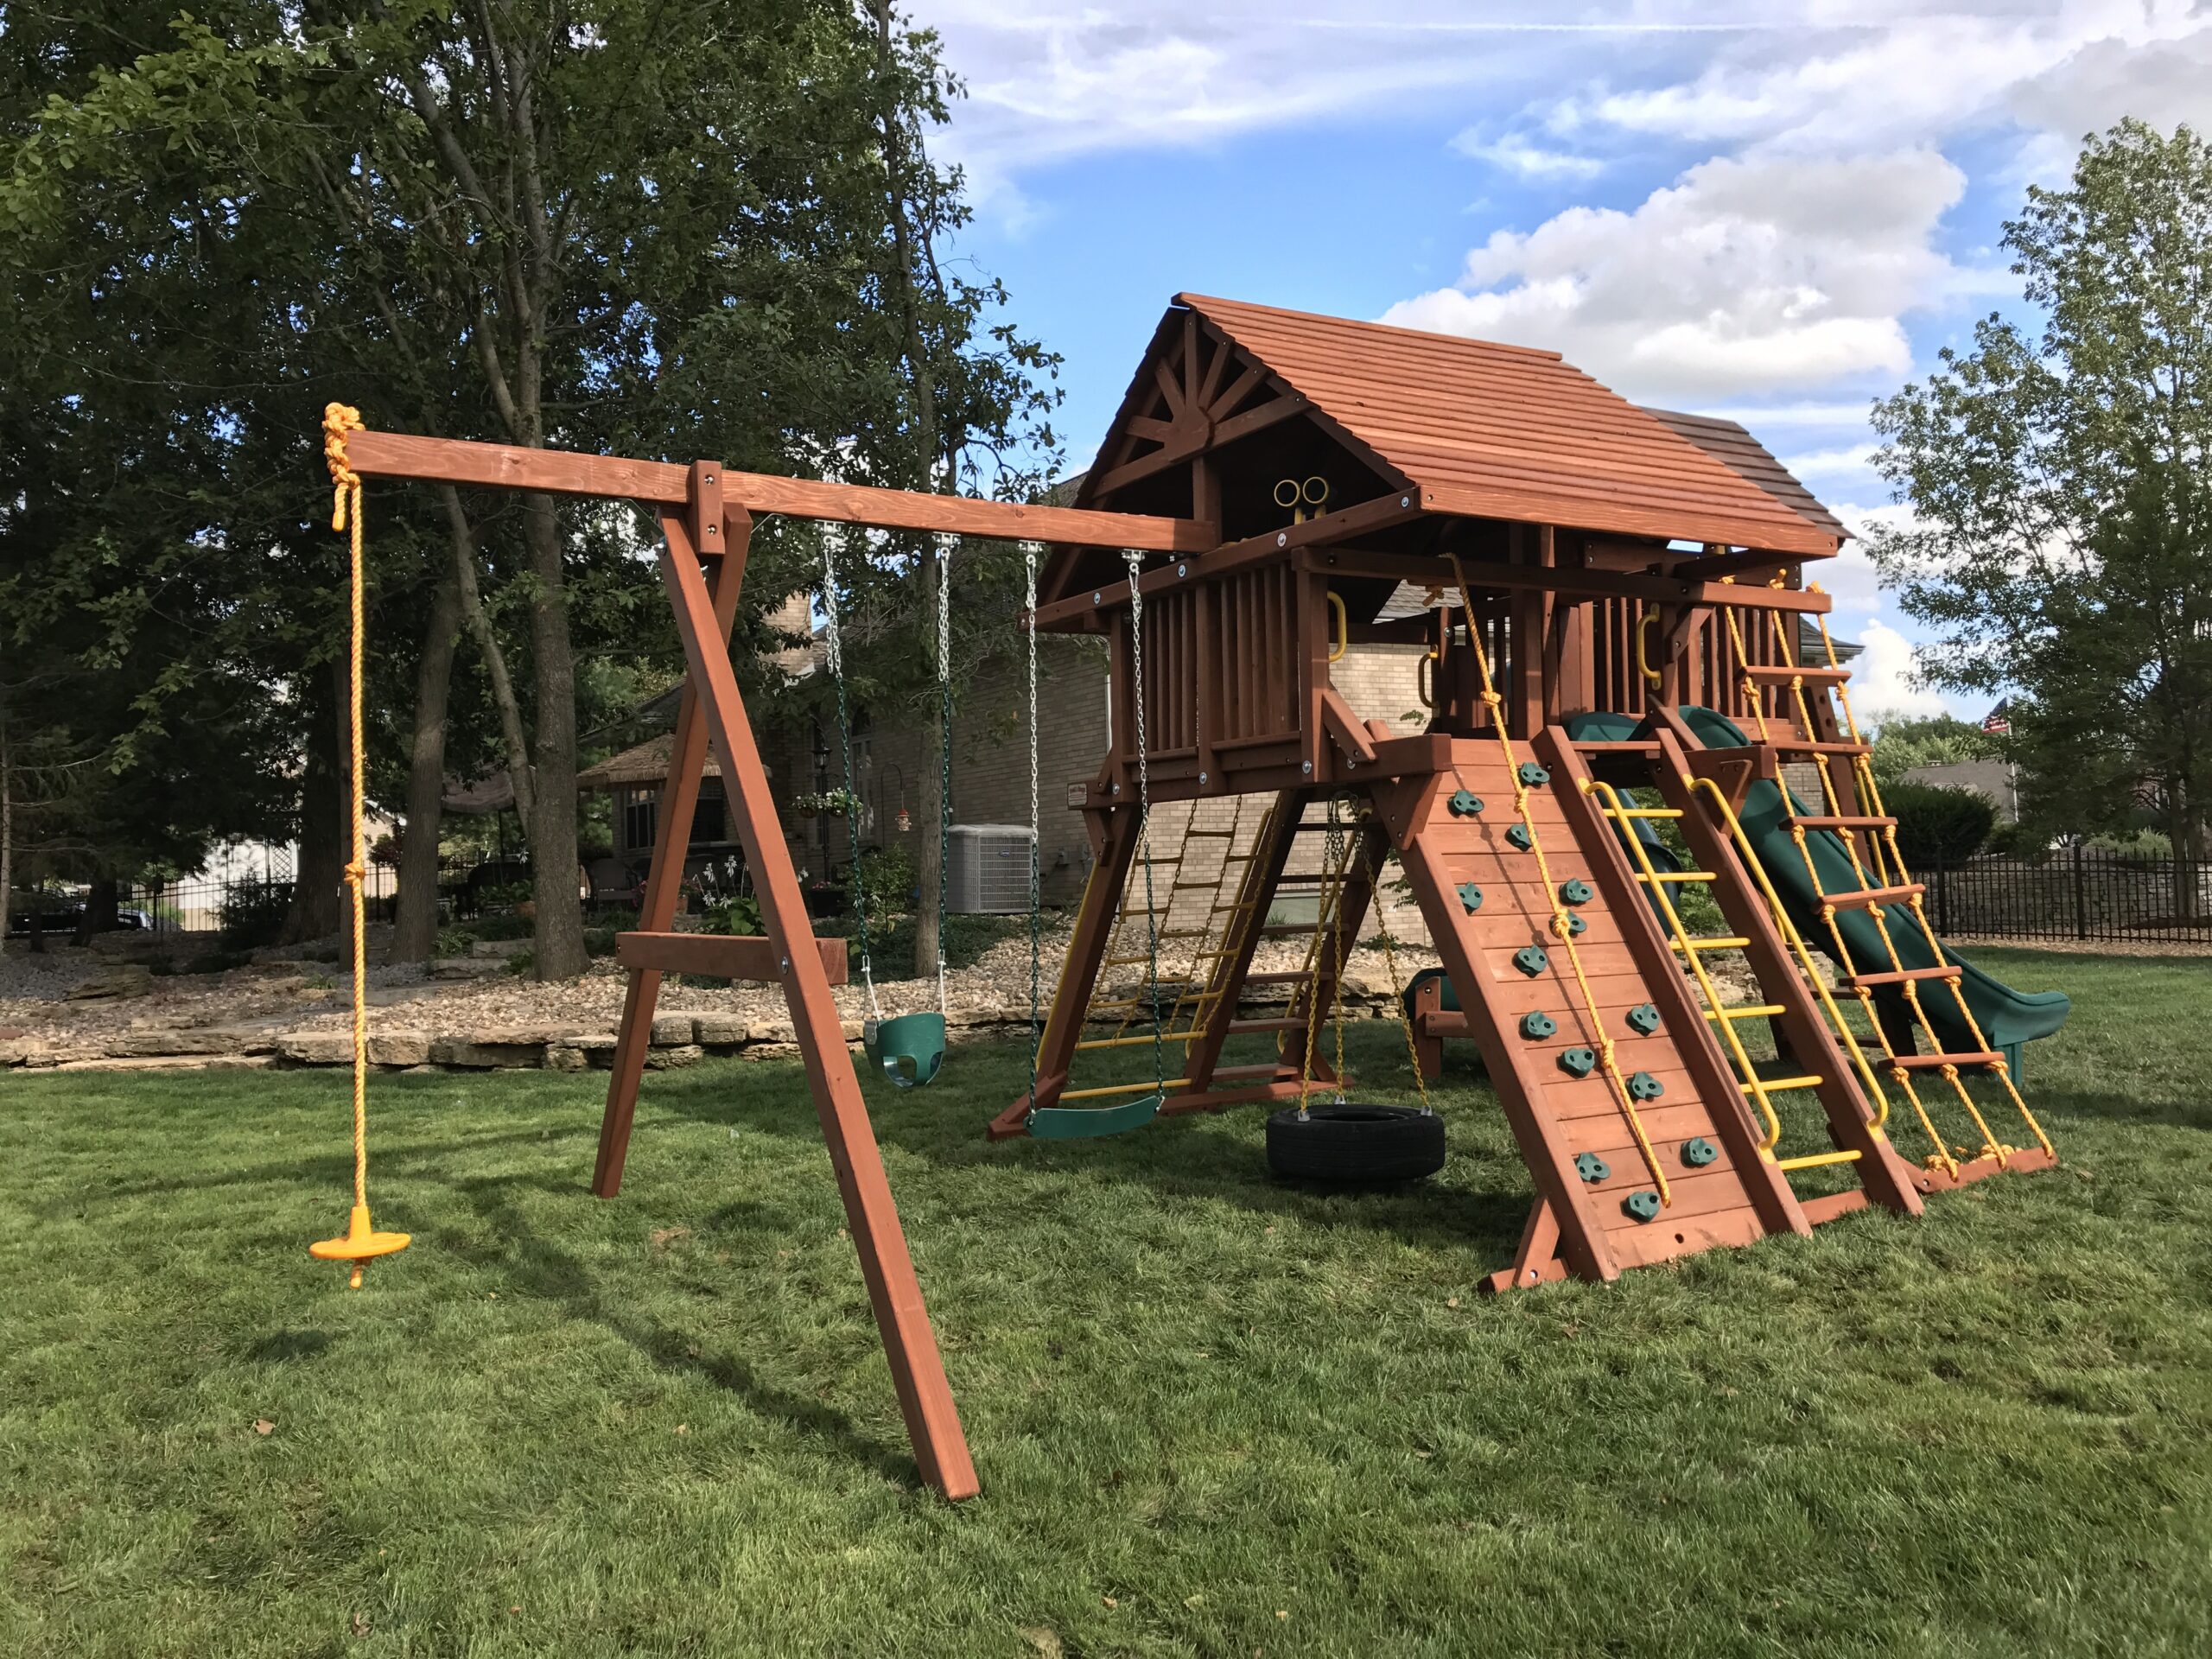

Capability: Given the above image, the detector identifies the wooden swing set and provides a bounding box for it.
[309,291,2066,1503]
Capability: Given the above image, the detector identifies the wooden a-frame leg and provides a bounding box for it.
[988,807,1140,1138]
[593,508,751,1198]
[1179,789,1303,1099]
[1484,1198,1567,1294]
[658,495,977,1502]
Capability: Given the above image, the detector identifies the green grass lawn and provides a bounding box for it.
[4,947,2210,1656]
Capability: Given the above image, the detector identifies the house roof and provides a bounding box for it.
[1155,294,1840,556]
[576,734,721,791]
[1637,406,1849,542]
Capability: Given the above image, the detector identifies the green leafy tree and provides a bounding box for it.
[1867,715,2001,786]
[1871,120,2212,917]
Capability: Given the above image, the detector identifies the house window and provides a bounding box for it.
[690,780,727,847]
[623,789,658,853]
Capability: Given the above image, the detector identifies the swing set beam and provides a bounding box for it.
[338,428,1196,1504]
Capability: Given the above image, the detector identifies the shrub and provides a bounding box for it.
[702,894,762,937]
[1885,782,1997,868]
[468,913,531,941]
[856,845,915,927]
[434,926,473,958]
[585,926,619,959]
[217,881,292,950]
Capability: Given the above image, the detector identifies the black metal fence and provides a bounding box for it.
[109,854,531,938]
[1922,848,2212,944]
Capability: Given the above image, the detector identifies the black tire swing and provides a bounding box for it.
[1265,798,1446,1185]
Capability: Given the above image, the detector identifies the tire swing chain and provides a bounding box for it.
[821,532,884,1031]
[1124,550,1167,1109]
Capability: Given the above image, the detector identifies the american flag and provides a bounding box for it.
[1981,700,2012,735]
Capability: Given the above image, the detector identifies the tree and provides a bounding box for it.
[1867,715,2000,786]
[1871,120,2212,916]
[2,3,1056,974]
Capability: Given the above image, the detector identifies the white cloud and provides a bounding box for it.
[1845,619,1950,722]
[1452,129,1605,181]
[1381,149,1965,399]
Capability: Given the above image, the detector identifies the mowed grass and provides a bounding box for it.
[3,948,2210,1656]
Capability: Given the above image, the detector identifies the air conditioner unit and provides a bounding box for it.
[946,823,1035,915]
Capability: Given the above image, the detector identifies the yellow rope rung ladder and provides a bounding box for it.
[308,405,410,1287]
[1446,554,1669,1205]
[1719,591,2050,1173]
[1681,777,1910,1170]
[1797,594,2053,1164]
[1587,780,1795,1165]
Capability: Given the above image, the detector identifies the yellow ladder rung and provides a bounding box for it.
[1634,870,1717,883]
[1601,806,1683,819]
[1060,1077,1192,1101]
[1706,1004,1788,1020]
[1669,936,1751,951]
[1076,1031,1204,1051]
[1777,1148,1864,1171]
[1742,1074,1826,1095]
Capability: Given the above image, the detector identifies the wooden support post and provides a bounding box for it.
[594,479,747,1198]
[653,493,978,1502]
[1179,789,1304,1097]
[1510,526,1548,741]
[988,807,1141,1138]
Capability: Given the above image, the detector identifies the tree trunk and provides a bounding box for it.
[280,664,346,946]
[79,877,119,942]
[0,705,11,954]
[442,485,537,828]
[520,490,586,978]
[874,0,946,983]
[391,565,464,963]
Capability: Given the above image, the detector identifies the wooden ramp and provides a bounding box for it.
[1374,744,1811,1292]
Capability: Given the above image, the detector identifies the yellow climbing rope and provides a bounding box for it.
[1446,555,1669,1204]
[308,404,410,1288]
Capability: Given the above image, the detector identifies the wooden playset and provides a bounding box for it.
[312,293,2065,1502]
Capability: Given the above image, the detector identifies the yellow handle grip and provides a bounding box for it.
[1327,591,1348,663]
[1636,612,1663,688]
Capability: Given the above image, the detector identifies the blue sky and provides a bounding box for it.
[912,2,2212,721]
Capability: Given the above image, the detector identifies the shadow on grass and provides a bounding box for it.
[440,1167,920,1488]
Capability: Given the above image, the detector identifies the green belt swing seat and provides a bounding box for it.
[866,1012,947,1089]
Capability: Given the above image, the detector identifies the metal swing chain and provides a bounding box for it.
[935,531,954,1020]
[821,532,882,1026]
[1124,549,1166,1102]
[1024,541,1042,1117]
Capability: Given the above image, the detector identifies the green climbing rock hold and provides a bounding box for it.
[1628,1071,1665,1101]
[1681,1136,1719,1167]
[1448,789,1484,817]
[1574,1152,1611,1183]
[1559,1046,1596,1078]
[1505,824,1534,851]
[1520,1010,1557,1039]
[1560,879,1593,906]
[1516,761,1551,786]
[1457,882,1484,912]
[1513,944,1548,976]
[1623,1189,1662,1222]
[1625,1003,1662,1035]
[1563,913,1587,938]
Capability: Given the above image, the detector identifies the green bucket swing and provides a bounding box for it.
[823,529,951,1090]
[1025,549,1165,1140]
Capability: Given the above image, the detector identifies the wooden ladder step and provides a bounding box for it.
[1842,964,1961,988]
[1825,882,1924,911]
[1760,738,1874,756]
[1888,1051,2007,1071]
[1787,814,1893,830]
[1211,1062,1300,1083]
[1742,664,1851,685]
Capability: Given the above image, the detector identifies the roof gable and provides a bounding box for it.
[1079,294,1840,560]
